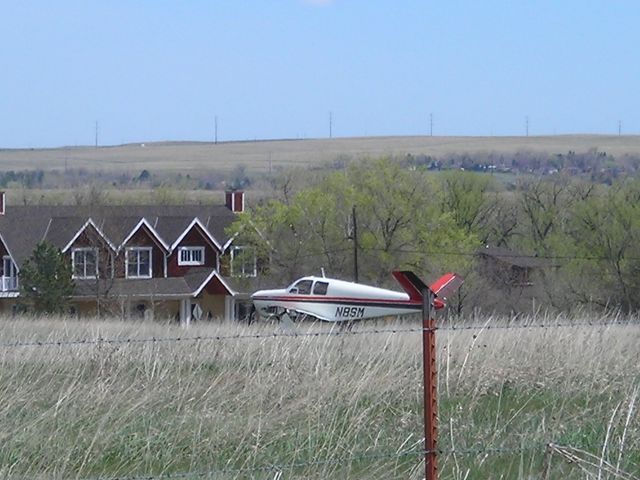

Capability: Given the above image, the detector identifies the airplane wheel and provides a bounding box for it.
[285,310,316,323]
[286,310,304,322]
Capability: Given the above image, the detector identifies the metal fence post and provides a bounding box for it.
[422,287,438,480]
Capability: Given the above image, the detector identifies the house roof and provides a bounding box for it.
[45,217,92,251]
[476,246,555,269]
[0,204,238,267]
[95,216,144,247]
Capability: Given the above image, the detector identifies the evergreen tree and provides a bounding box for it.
[20,241,75,314]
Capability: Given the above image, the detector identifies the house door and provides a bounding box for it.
[2,256,17,291]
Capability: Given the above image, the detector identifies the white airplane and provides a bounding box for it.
[251,271,463,322]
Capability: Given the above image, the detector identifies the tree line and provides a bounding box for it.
[231,158,640,315]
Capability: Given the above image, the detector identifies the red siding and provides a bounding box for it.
[168,224,219,277]
[66,225,114,278]
[205,276,231,295]
[116,225,165,278]
[225,191,244,212]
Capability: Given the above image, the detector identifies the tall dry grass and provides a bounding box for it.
[0,313,638,479]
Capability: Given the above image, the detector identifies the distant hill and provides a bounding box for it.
[1,135,639,174]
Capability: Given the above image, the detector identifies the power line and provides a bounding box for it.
[274,245,640,263]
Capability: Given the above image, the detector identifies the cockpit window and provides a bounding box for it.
[313,281,329,295]
[289,279,312,295]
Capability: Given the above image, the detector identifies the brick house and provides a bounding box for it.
[0,191,259,323]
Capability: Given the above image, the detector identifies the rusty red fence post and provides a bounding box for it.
[422,287,438,480]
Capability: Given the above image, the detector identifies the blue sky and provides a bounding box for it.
[2,1,638,147]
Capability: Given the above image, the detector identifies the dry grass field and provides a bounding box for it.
[0,314,638,479]
[2,135,640,174]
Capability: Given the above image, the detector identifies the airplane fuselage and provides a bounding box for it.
[251,276,422,322]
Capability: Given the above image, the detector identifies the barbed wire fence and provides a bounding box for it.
[1,319,639,479]
[81,445,548,480]
[1,317,637,349]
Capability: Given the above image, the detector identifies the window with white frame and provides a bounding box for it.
[2,256,18,291]
[230,246,256,277]
[126,247,152,278]
[178,246,205,266]
[72,248,98,279]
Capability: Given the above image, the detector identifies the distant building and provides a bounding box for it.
[475,245,558,313]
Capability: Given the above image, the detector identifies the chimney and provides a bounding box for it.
[0,191,5,215]
[225,190,245,213]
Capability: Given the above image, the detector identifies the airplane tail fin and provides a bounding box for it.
[392,271,463,309]
[429,272,464,299]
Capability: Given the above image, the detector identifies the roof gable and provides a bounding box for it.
[0,204,238,267]
[171,218,222,252]
[191,269,236,297]
[120,218,169,253]
[61,218,116,253]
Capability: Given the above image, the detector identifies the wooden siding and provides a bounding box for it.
[115,225,165,278]
[167,224,218,277]
[66,225,115,279]
[204,275,231,295]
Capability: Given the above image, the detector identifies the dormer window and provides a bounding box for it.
[178,246,205,266]
[126,247,152,278]
[230,246,256,277]
[72,248,98,279]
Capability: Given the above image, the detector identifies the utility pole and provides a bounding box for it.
[95,121,99,148]
[618,120,622,136]
[430,113,433,136]
[351,205,359,283]
[329,111,333,139]
[214,116,218,144]
[525,116,529,137]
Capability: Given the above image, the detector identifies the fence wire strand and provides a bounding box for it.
[0,318,637,349]
[83,444,544,480]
